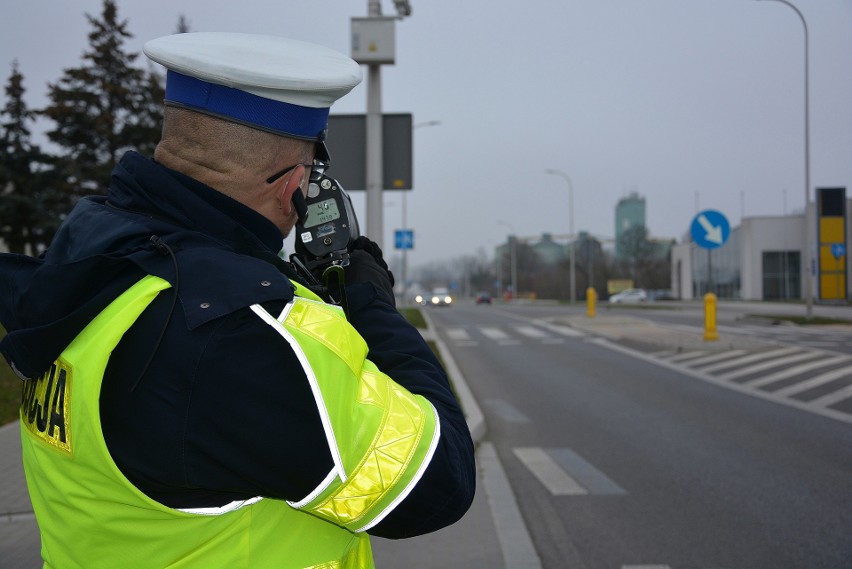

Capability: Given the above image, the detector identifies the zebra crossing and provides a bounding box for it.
[644,343,852,424]
[442,323,580,347]
[720,322,852,351]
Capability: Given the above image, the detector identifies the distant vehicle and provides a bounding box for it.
[413,294,427,306]
[608,288,648,304]
[475,292,492,305]
[428,287,453,307]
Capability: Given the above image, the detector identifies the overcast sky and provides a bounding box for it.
[2,0,851,268]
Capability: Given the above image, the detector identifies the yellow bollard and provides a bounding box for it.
[586,287,597,318]
[704,292,719,341]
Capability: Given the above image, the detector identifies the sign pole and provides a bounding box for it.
[365,0,383,248]
[402,192,408,303]
[708,249,714,295]
[691,209,730,297]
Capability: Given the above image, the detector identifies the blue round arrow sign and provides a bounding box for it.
[691,209,730,250]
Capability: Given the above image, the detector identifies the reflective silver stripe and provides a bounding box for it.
[249,303,346,482]
[353,402,441,533]
[177,496,263,516]
[288,466,338,509]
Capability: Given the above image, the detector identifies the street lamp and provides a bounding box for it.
[498,220,518,301]
[544,169,576,304]
[756,0,813,317]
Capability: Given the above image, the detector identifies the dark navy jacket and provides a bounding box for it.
[0,151,475,539]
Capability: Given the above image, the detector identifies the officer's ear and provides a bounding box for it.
[276,165,307,218]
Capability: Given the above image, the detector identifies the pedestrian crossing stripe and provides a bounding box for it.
[590,338,852,427]
[444,324,582,346]
[513,446,625,496]
[718,351,840,382]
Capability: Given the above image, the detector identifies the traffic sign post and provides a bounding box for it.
[690,210,730,250]
[830,243,846,301]
[394,228,413,305]
[394,229,414,250]
[691,210,730,295]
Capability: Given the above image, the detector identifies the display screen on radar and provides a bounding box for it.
[304,198,341,228]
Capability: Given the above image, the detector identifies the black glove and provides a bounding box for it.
[345,236,396,306]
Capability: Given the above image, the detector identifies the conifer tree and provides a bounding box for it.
[41,0,163,200]
[176,14,191,34]
[0,61,60,254]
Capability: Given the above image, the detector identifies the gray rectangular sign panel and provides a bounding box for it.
[325,113,412,191]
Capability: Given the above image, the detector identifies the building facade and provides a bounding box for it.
[615,192,646,260]
[672,201,850,301]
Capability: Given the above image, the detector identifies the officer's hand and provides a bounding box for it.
[346,237,396,306]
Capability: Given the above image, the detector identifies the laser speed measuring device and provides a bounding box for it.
[293,171,359,272]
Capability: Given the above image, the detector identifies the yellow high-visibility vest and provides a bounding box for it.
[20,275,439,569]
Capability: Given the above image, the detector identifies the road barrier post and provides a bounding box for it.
[704,292,719,341]
[586,287,597,318]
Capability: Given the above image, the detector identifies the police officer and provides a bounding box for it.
[1,33,475,568]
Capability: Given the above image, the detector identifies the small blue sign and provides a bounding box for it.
[831,243,846,259]
[690,210,730,250]
[395,229,414,250]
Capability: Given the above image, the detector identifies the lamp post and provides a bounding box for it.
[498,220,518,301]
[358,0,412,249]
[756,0,813,317]
[399,120,441,304]
[544,169,576,304]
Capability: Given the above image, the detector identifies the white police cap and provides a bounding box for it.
[143,32,362,141]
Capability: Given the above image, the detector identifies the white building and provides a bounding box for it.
[672,200,850,302]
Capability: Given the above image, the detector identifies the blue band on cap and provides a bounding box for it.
[164,71,329,140]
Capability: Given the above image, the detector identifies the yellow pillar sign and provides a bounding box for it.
[586,288,597,318]
[704,293,719,342]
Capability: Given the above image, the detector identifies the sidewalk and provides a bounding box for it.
[557,311,776,353]
[0,420,40,569]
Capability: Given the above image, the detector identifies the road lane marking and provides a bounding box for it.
[676,350,748,366]
[480,327,510,340]
[694,347,802,373]
[799,340,847,348]
[480,327,520,345]
[713,350,829,381]
[485,399,532,423]
[666,351,709,363]
[538,322,584,338]
[546,448,625,495]
[444,327,479,347]
[516,326,565,344]
[446,328,472,341]
[513,447,588,495]
[807,383,852,409]
[773,364,852,398]
[738,354,850,387]
[516,326,550,338]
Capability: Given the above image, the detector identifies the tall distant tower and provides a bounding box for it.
[615,192,646,260]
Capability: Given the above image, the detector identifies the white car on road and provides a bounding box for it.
[608,288,647,304]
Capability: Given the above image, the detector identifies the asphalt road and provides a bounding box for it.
[425,301,852,569]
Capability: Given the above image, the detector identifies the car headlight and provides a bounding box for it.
[444,296,452,304]
[431,296,439,304]
[415,295,423,303]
